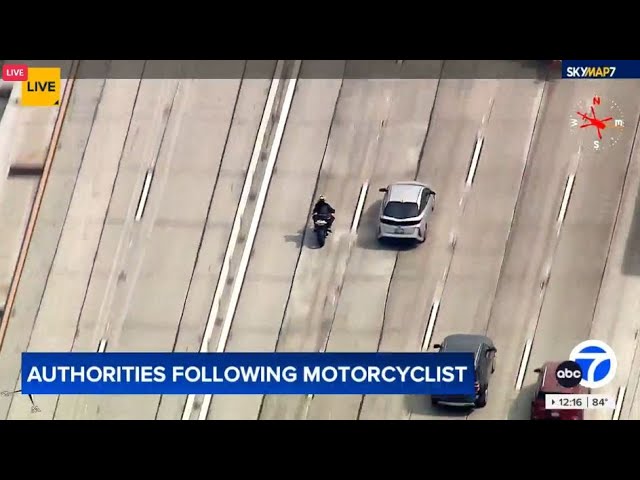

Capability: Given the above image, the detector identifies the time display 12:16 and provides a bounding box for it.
[545,394,614,410]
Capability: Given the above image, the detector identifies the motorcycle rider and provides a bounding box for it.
[312,195,335,231]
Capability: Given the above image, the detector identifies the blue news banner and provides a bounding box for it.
[22,352,475,396]
[562,60,640,79]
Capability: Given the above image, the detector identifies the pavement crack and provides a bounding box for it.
[158,66,248,420]
[356,78,442,420]
[481,81,548,338]
[587,107,640,341]
[20,76,108,420]
[54,66,145,420]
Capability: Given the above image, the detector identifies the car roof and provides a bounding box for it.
[386,182,428,204]
[441,334,493,350]
[440,335,493,367]
[440,333,493,361]
[538,362,588,394]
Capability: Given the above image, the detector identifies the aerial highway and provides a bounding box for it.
[0,60,639,420]
[0,77,61,316]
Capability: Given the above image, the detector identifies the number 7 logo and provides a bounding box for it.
[569,340,617,389]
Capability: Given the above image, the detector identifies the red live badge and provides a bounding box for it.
[2,64,28,81]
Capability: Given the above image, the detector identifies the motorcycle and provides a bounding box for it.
[313,215,332,248]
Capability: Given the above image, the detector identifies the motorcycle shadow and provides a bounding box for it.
[284,228,307,249]
[284,226,325,250]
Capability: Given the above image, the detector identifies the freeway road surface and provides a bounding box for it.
[1,60,640,420]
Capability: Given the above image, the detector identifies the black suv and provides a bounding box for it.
[430,334,497,408]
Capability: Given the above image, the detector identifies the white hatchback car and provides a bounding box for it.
[377,181,435,243]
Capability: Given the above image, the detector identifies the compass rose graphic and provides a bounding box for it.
[569,95,625,151]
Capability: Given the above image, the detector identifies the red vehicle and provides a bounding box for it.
[530,361,589,420]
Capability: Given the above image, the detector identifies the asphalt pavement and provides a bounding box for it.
[1,61,640,419]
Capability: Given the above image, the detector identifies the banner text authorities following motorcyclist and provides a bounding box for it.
[26,365,469,384]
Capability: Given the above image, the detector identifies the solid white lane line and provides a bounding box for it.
[422,244,453,352]
[198,62,301,421]
[351,182,369,233]
[515,338,533,390]
[181,61,284,421]
[97,339,107,353]
[134,168,154,222]
[422,296,441,351]
[466,136,484,187]
[612,386,626,420]
[557,173,575,226]
[456,123,489,230]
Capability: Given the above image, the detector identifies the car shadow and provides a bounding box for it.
[357,200,419,252]
[509,60,560,83]
[523,60,549,81]
[506,384,535,420]
[404,395,471,418]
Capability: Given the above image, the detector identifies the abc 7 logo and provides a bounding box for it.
[555,340,617,389]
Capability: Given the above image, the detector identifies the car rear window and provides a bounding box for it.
[383,201,419,219]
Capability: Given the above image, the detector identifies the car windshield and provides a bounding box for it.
[383,201,419,219]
